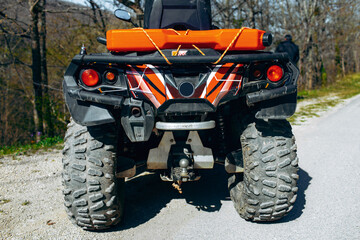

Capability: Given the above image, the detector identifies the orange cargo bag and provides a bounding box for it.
[106,28,267,52]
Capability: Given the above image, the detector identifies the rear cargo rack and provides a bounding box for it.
[73,52,289,65]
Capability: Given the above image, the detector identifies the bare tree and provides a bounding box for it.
[115,0,143,14]
[40,0,54,137]
[29,0,44,142]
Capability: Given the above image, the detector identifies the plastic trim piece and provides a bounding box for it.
[155,120,215,130]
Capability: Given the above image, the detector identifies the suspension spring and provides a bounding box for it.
[216,111,227,157]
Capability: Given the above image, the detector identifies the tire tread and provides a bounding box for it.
[62,119,123,230]
[229,119,299,222]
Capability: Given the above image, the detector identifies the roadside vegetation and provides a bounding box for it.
[0,136,63,158]
[289,73,360,124]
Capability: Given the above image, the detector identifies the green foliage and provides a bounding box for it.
[0,136,63,157]
[297,73,360,101]
[289,73,360,124]
[21,200,31,206]
[289,98,343,124]
[232,18,245,28]
[321,63,327,87]
[0,199,11,205]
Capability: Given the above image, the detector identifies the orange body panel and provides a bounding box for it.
[126,64,243,108]
[106,29,266,52]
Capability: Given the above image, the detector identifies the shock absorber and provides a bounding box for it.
[216,110,227,159]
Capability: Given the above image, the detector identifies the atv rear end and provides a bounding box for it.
[62,0,299,231]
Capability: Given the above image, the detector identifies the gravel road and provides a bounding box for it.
[1,95,360,240]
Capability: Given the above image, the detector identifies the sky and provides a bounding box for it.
[61,0,122,12]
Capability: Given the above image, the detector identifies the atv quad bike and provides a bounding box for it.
[62,0,299,230]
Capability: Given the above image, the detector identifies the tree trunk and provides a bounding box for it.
[2,67,10,145]
[249,8,256,29]
[355,50,360,73]
[29,0,43,142]
[40,0,54,137]
[224,0,231,28]
[341,51,346,77]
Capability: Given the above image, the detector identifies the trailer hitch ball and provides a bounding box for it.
[179,158,189,168]
[179,158,190,177]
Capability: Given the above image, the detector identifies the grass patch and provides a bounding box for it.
[289,98,343,124]
[289,73,360,124]
[21,200,31,206]
[0,136,63,158]
[297,73,360,101]
[0,199,11,205]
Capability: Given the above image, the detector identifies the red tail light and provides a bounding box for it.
[267,65,284,82]
[81,69,100,87]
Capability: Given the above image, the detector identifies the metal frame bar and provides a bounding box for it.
[155,121,215,130]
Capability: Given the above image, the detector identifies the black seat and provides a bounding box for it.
[144,0,212,30]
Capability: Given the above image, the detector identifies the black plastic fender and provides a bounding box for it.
[63,60,116,126]
[247,61,299,120]
[63,82,116,126]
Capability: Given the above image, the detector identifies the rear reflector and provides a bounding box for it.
[267,65,284,82]
[105,71,116,81]
[81,69,99,87]
[253,69,262,79]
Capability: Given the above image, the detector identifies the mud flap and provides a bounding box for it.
[254,92,297,120]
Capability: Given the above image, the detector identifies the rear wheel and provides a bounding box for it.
[62,120,124,230]
[228,119,299,221]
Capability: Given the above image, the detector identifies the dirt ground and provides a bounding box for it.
[0,148,229,239]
